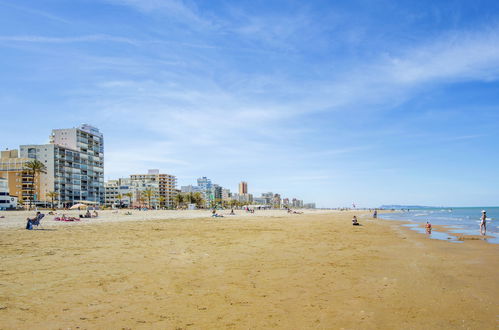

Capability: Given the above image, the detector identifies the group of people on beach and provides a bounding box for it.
[425,210,488,236]
[352,210,490,237]
[79,210,98,218]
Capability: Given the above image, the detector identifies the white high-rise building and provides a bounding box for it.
[20,124,104,206]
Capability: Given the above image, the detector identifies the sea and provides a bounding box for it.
[378,207,499,244]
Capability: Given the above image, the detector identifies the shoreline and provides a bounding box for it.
[378,215,497,244]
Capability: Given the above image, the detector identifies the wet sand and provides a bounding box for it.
[0,211,497,329]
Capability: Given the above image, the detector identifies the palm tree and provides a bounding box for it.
[193,192,205,209]
[142,188,155,209]
[123,191,133,207]
[24,160,47,210]
[138,195,145,208]
[184,192,193,204]
[114,193,123,208]
[46,191,59,209]
[173,193,184,209]
[158,196,166,209]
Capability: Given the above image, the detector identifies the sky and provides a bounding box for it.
[1,0,498,208]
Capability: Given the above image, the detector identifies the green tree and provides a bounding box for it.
[115,193,123,207]
[46,191,59,209]
[173,193,184,209]
[23,160,47,210]
[158,196,166,209]
[193,192,205,208]
[183,192,195,204]
[142,188,156,209]
[124,192,133,208]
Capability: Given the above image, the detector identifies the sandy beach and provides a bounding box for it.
[0,210,497,329]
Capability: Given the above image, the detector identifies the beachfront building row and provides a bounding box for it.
[303,203,316,209]
[180,178,258,208]
[0,124,104,207]
[179,178,315,209]
[180,176,233,207]
[104,169,177,209]
[291,198,304,208]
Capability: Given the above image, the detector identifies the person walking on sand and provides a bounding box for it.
[480,210,487,235]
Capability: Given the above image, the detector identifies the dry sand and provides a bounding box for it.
[0,210,497,329]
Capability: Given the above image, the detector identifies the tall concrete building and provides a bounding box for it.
[213,184,222,201]
[19,124,104,206]
[104,178,132,207]
[197,177,212,191]
[282,198,290,207]
[196,177,213,206]
[304,203,316,209]
[130,169,177,208]
[231,193,253,204]
[0,149,36,205]
[238,181,248,195]
[221,188,231,201]
[291,198,304,208]
[180,185,202,193]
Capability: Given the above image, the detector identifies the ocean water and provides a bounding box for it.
[378,207,499,244]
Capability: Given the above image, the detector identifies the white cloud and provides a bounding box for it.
[385,28,499,84]
[103,0,215,28]
[0,1,69,24]
[0,34,139,45]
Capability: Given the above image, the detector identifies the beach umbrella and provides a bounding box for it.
[70,203,87,210]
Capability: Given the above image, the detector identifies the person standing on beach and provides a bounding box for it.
[480,210,487,235]
[425,221,432,234]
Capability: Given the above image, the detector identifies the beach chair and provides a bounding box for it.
[31,214,45,229]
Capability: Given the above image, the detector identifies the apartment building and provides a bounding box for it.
[130,169,177,208]
[104,178,133,207]
[0,149,37,205]
[18,124,104,206]
[238,181,248,194]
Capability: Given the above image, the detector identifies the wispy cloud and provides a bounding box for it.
[104,0,215,28]
[384,28,499,84]
[2,1,499,206]
[0,1,69,23]
[0,34,139,45]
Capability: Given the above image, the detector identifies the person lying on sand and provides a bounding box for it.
[211,210,224,218]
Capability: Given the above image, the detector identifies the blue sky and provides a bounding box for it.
[1,0,498,207]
